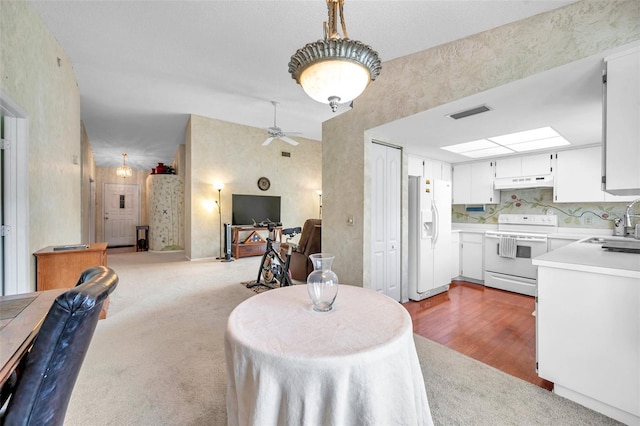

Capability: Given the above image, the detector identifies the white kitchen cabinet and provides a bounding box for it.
[425,158,451,182]
[547,236,580,252]
[495,153,552,178]
[452,164,471,204]
[459,232,483,282]
[452,161,499,205]
[537,265,639,425]
[451,231,460,279]
[408,155,452,182]
[554,146,637,202]
[603,46,640,196]
[408,155,423,177]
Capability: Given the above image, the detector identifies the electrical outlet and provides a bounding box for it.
[584,216,592,225]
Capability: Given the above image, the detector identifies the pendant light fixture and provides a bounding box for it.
[288,0,381,112]
[116,152,133,178]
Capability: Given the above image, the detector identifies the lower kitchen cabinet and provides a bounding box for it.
[547,236,580,252]
[451,232,460,279]
[460,232,483,282]
[536,265,639,425]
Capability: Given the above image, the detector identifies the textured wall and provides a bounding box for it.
[323,0,640,287]
[0,0,81,290]
[146,174,184,251]
[186,114,322,260]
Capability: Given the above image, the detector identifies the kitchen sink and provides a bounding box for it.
[581,236,640,253]
[581,236,632,244]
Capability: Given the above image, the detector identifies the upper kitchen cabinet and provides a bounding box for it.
[452,161,499,205]
[495,153,552,178]
[555,146,636,203]
[424,158,452,182]
[494,153,554,189]
[602,47,640,196]
[408,155,424,177]
[408,154,452,181]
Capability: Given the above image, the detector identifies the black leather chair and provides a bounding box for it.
[2,266,118,426]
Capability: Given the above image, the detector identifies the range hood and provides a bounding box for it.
[494,174,554,190]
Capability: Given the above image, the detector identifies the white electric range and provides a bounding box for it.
[484,214,558,296]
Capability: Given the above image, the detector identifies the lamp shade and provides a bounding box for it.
[299,59,371,106]
[288,2,381,112]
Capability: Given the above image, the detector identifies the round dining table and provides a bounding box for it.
[225,284,433,425]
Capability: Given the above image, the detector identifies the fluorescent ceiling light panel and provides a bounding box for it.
[441,139,496,153]
[488,126,559,145]
[509,136,571,152]
[463,146,514,158]
[440,126,571,158]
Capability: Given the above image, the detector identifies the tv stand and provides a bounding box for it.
[231,226,282,258]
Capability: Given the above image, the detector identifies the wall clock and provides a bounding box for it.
[257,177,271,191]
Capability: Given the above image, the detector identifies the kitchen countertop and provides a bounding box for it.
[533,237,640,278]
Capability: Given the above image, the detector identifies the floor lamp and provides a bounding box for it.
[214,183,224,261]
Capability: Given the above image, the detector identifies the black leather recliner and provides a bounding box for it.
[2,266,119,426]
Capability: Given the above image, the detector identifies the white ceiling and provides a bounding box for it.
[29,0,590,171]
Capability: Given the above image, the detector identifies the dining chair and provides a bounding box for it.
[1,266,118,426]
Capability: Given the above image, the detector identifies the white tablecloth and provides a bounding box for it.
[225,284,433,425]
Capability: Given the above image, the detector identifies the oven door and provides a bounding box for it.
[484,233,547,279]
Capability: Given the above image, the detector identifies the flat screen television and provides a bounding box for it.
[232,194,281,226]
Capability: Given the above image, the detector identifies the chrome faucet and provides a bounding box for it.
[624,198,640,229]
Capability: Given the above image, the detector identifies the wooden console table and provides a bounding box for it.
[231,226,281,258]
[33,242,109,318]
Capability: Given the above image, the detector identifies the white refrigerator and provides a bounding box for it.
[408,177,452,301]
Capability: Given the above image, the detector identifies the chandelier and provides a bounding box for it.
[116,152,133,178]
[288,0,381,112]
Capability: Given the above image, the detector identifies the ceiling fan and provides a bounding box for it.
[262,101,300,146]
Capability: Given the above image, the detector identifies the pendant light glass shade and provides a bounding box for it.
[288,0,381,112]
[116,152,133,178]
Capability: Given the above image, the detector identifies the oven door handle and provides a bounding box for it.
[485,234,547,243]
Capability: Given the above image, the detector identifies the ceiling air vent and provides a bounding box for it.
[447,105,491,120]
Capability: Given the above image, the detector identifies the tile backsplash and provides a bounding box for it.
[452,188,631,230]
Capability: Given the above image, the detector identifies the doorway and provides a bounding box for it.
[370,141,401,301]
[0,95,30,295]
[103,183,140,247]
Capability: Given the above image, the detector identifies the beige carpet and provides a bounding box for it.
[63,252,621,425]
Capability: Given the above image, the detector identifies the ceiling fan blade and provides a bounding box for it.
[262,137,275,146]
[284,132,303,136]
[280,136,299,146]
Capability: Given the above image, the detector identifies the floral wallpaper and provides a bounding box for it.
[147,174,184,251]
[452,188,629,229]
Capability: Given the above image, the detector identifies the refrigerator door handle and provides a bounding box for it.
[432,199,439,247]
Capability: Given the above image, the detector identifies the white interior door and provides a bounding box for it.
[371,142,401,301]
[103,183,140,246]
[0,96,30,296]
[1,115,5,294]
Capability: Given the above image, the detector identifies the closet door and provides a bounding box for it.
[371,142,401,301]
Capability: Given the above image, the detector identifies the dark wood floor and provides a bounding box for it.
[403,281,553,391]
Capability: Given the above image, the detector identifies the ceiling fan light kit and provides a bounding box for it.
[288,0,381,112]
